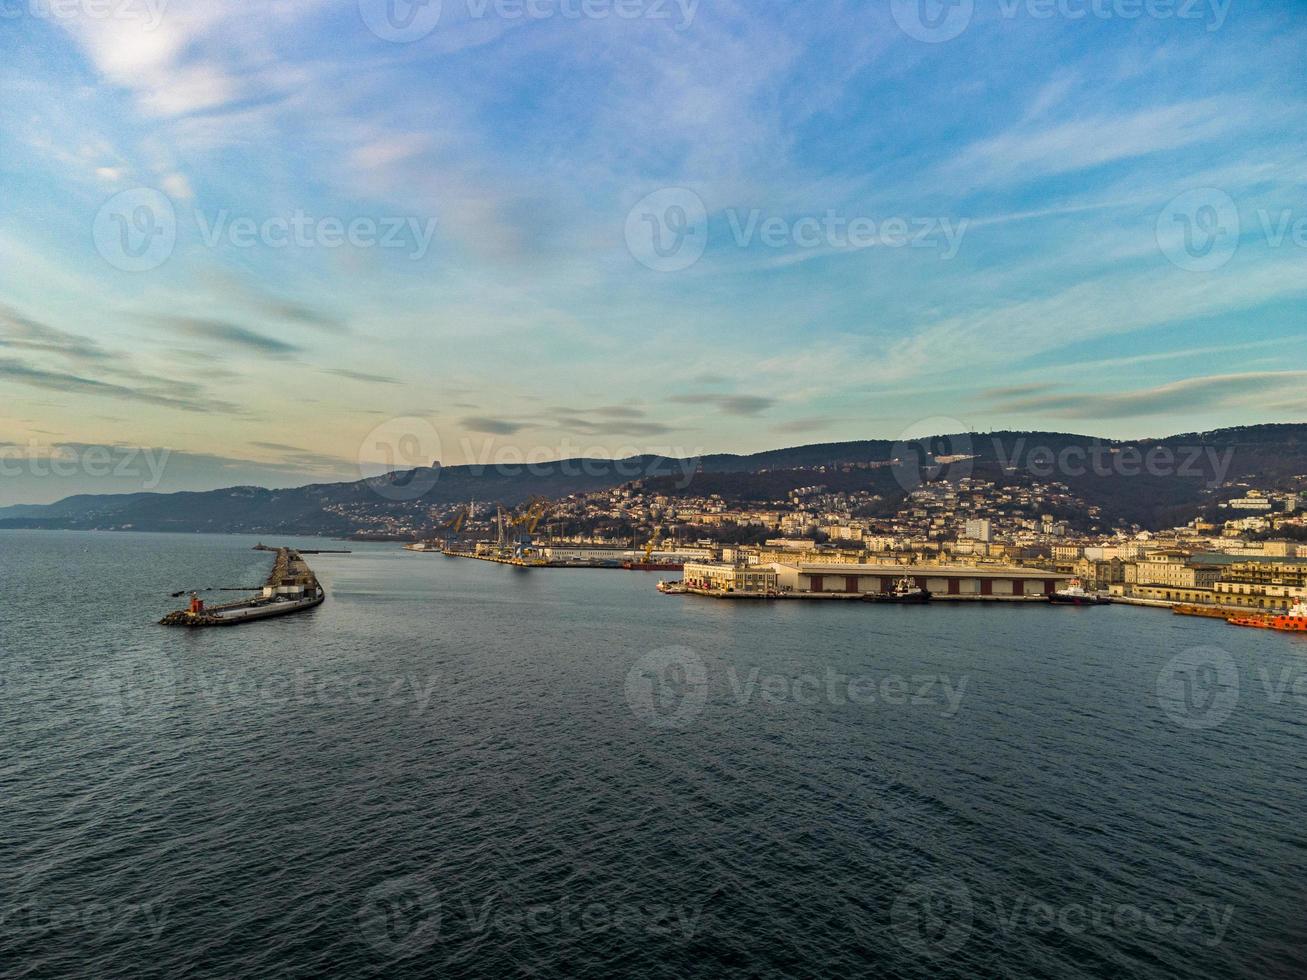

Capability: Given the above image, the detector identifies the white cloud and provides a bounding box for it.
[947,98,1257,188]
[161,172,194,200]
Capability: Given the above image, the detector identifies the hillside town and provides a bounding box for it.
[379,474,1307,614]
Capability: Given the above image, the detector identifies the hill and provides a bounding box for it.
[0,424,1301,535]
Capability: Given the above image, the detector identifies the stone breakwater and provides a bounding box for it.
[160,548,323,627]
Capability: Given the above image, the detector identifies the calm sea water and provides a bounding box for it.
[2,530,1306,978]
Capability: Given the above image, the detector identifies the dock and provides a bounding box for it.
[436,549,548,568]
[676,588,1066,602]
[160,547,325,627]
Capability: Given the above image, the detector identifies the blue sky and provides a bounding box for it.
[1,0,1305,502]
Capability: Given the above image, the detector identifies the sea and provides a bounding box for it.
[2,530,1305,978]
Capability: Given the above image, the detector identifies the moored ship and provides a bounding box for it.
[1049,580,1111,606]
[1227,598,1307,632]
[863,576,931,604]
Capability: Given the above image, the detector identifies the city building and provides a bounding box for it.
[769,562,1072,598]
[683,562,779,593]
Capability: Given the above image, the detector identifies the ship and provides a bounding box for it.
[1049,580,1111,606]
[863,575,931,604]
[1227,598,1307,632]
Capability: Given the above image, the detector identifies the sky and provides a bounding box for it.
[1,0,1305,503]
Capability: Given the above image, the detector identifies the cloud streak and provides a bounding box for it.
[987,372,1307,420]
[0,358,239,414]
[155,317,302,356]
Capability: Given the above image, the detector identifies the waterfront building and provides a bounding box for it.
[1127,551,1222,589]
[1075,557,1125,591]
[769,562,1072,598]
[1212,560,1307,607]
[683,562,779,593]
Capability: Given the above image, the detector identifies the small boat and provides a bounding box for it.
[864,576,931,603]
[656,580,688,595]
[1049,580,1111,606]
[1227,598,1307,632]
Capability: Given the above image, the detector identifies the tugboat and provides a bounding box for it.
[1049,579,1111,606]
[1227,598,1307,632]
[864,575,931,604]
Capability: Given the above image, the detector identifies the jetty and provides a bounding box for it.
[438,548,548,568]
[253,542,350,554]
[160,547,325,627]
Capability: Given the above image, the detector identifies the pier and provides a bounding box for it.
[254,543,351,554]
[439,549,548,568]
[160,547,325,627]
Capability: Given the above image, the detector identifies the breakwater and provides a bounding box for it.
[160,547,324,627]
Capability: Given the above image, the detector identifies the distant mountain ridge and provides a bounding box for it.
[1,424,1302,534]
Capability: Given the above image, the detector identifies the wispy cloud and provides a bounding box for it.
[0,305,110,364]
[461,416,527,435]
[0,358,238,414]
[945,97,1253,188]
[248,440,351,470]
[155,317,301,356]
[988,372,1307,420]
[323,368,401,385]
[670,393,776,417]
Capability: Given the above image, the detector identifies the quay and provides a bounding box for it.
[673,561,1076,601]
[160,547,325,627]
[439,548,548,568]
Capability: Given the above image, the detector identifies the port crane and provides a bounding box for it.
[492,497,553,558]
[442,506,470,534]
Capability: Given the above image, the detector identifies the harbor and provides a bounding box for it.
[160,547,325,627]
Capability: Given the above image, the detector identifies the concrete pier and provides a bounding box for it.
[161,548,324,627]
